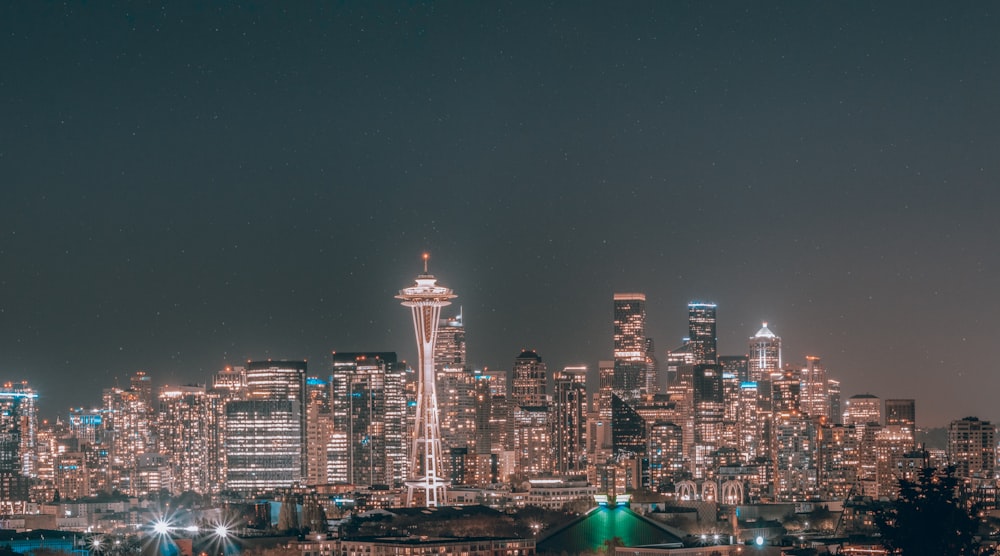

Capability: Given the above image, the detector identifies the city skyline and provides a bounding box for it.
[2,3,999,427]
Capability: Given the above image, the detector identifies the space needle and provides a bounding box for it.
[397,253,456,507]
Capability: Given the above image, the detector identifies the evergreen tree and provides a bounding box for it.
[876,467,980,555]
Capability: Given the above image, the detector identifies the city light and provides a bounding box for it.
[152,520,171,536]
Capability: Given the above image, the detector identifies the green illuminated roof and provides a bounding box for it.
[537,505,683,554]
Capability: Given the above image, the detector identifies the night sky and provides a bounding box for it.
[2,3,997,426]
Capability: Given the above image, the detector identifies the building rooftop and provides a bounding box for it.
[537,505,683,554]
[752,322,777,338]
[516,349,542,361]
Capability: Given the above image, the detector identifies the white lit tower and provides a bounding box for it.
[748,322,782,381]
[397,254,457,507]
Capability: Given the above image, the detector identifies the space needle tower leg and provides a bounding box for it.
[397,254,456,507]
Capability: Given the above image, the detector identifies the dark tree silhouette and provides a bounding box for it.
[600,537,624,556]
[876,467,980,555]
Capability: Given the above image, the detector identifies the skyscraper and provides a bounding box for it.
[692,364,724,479]
[719,355,749,383]
[827,379,842,424]
[471,371,507,486]
[157,384,209,494]
[611,394,646,463]
[245,360,308,477]
[644,337,660,395]
[225,397,302,492]
[103,372,157,495]
[885,399,916,428]
[434,310,476,457]
[800,356,829,419]
[222,360,308,492]
[305,375,333,486]
[512,350,547,407]
[512,405,550,479]
[0,382,37,502]
[329,352,407,487]
[207,366,246,492]
[843,394,882,426]
[773,413,818,500]
[552,366,588,475]
[613,293,647,402]
[397,255,456,507]
[434,310,466,370]
[748,323,782,381]
[687,302,718,365]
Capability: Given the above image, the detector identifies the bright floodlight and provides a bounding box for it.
[92,539,102,549]
[755,536,764,546]
[184,525,199,533]
[214,525,229,538]
[153,520,170,535]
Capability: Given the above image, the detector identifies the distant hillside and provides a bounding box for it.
[917,427,947,450]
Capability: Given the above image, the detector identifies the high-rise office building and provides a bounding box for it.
[665,343,696,388]
[0,382,38,502]
[397,257,456,507]
[874,425,916,499]
[435,311,476,457]
[773,413,818,501]
[0,382,38,479]
[648,421,683,490]
[213,366,247,394]
[948,416,996,479]
[590,360,616,464]
[512,405,550,479]
[666,363,695,471]
[225,398,302,492]
[611,394,646,468]
[720,371,741,450]
[843,394,882,426]
[817,423,859,500]
[470,371,507,486]
[885,399,916,428]
[880,399,917,494]
[206,366,247,492]
[33,418,65,502]
[644,337,660,395]
[772,368,802,415]
[512,350,547,407]
[157,384,209,494]
[329,352,408,488]
[596,360,615,422]
[827,379,842,424]
[220,360,308,492]
[800,356,829,419]
[687,302,718,365]
[692,364,724,479]
[434,311,466,370]
[552,367,588,475]
[305,376,333,486]
[748,323,782,381]
[130,371,153,409]
[719,355,749,383]
[245,360,308,477]
[103,372,157,494]
[613,293,647,402]
[737,381,764,464]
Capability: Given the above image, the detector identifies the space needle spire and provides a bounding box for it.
[397,253,456,507]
